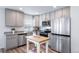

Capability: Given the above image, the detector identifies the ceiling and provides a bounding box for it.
[0,6,66,15]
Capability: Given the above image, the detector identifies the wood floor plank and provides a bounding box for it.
[6,44,57,53]
[23,45,27,49]
[15,48,22,53]
[7,50,12,53]
[12,49,17,53]
[20,47,26,53]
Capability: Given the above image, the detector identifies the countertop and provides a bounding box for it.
[4,31,27,35]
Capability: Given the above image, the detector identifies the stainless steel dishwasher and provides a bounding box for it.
[18,34,26,46]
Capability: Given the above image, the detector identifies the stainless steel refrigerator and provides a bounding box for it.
[49,16,71,53]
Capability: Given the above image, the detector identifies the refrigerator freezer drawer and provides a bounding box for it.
[49,35,71,53]
[58,36,71,53]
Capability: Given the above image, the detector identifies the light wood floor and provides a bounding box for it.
[6,43,57,53]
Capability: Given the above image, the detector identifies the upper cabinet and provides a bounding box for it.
[34,15,40,27]
[41,14,46,21]
[39,13,51,27]
[63,7,70,17]
[45,13,50,21]
[54,7,70,19]
[54,9,63,18]
[5,9,16,26]
[50,7,70,21]
[5,8,24,27]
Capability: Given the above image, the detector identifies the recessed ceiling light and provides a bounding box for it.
[53,6,56,8]
[19,8,23,10]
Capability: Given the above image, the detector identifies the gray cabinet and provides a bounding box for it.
[5,9,16,26]
[5,8,24,27]
[6,35,18,49]
[5,33,26,50]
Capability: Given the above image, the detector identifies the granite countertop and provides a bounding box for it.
[4,31,27,35]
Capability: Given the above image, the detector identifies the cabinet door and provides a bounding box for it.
[45,13,50,21]
[40,15,44,26]
[42,14,46,21]
[6,35,12,49]
[5,9,16,26]
[34,16,40,27]
[6,35,18,49]
[63,7,70,17]
[16,12,24,27]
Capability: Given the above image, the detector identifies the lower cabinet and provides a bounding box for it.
[6,35,18,49]
[6,34,26,50]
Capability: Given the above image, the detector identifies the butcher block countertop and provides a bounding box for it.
[26,35,48,43]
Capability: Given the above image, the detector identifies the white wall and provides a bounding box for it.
[0,8,10,48]
[71,6,79,53]
[0,8,6,48]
